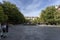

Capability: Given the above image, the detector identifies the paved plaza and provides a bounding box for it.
[1,25,60,40]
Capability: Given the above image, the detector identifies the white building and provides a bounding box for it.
[55,5,60,10]
[25,16,38,20]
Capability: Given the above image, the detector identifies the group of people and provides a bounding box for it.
[0,22,9,39]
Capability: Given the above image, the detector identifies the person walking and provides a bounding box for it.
[1,22,8,38]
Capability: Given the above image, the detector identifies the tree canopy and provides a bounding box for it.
[39,6,60,25]
[0,1,25,24]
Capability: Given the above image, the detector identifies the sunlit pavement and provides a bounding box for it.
[2,25,60,40]
[37,25,60,27]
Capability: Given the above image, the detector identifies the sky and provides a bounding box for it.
[0,0,60,17]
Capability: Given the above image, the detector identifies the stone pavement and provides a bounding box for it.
[1,25,60,40]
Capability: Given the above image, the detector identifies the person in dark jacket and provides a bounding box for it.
[1,22,9,38]
[1,23,6,38]
[5,22,9,38]
[5,22,8,32]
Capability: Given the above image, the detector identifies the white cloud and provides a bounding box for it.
[8,0,43,17]
[23,0,60,17]
[26,0,42,10]
[9,0,60,17]
[22,9,42,17]
[10,0,60,17]
[26,0,41,10]
[24,11,40,17]
[20,0,42,17]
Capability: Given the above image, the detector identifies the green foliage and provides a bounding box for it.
[33,6,60,25]
[32,17,40,24]
[40,6,59,25]
[0,5,8,23]
[0,1,25,24]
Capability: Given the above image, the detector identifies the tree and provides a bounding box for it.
[2,1,25,24]
[40,6,57,25]
[54,10,60,24]
[0,4,8,23]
